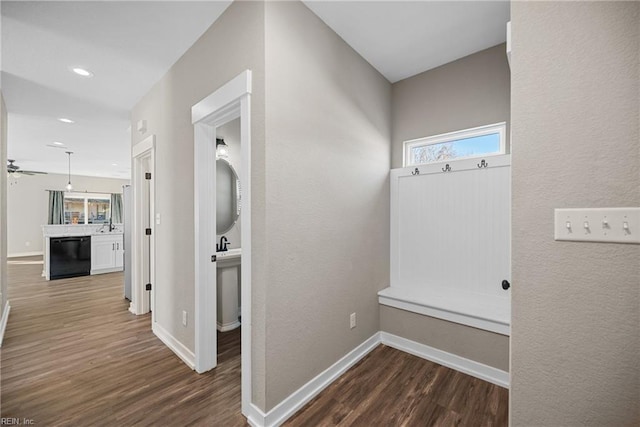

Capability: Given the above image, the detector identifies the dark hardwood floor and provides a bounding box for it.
[1,257,508,426]
[285,345,508,426]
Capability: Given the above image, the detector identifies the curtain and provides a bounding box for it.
[111,193,123,223]
[48,191,64,224]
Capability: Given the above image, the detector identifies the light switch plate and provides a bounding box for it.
[554,207,640,244]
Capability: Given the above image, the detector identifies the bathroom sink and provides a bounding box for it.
[216,248,241,267]
[216,247,241,259]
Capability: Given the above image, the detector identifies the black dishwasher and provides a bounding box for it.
[50,236,91,280]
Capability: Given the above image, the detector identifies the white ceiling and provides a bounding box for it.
[2,1,509,180]
[2,1,232,179]
[303,1,510,83]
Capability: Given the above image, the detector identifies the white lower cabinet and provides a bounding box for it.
[114,240,124,269]
[91,234,124,274]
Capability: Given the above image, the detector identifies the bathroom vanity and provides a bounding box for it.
[216,248,241,331]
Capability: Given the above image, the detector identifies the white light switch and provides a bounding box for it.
[554,208,640,244]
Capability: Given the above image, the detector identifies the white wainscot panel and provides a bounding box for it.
[388,155,511,334]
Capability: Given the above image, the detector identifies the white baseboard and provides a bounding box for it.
[8,251,43,258]
[217,320,241,332]
[246,404,267,427]
[152,322,196,370]
[0,301,11,347]
[91,267,124,275]
[128,302,137,315]
[380,331,510,388]
[260,332,380,427]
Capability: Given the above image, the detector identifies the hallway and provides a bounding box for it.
[1,258,246,426]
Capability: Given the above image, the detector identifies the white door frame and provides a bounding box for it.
[192,70,252,416]
[131,135,155,321]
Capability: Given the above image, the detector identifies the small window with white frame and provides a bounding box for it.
[404,122,506,167]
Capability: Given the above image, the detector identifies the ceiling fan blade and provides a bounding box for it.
[15,170,47,175]
[6,160,46,175]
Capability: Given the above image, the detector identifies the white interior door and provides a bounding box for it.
[194,120,218,372]
[131,135,155,318]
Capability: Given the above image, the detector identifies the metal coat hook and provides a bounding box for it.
[411,168,420,175]
[477,159,488,168]
[442,164,451,172]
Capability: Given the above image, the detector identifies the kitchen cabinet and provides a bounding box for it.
[91,234,124,274]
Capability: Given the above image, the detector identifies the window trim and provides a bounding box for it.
[64,191,111,225]
[403,122,506,167]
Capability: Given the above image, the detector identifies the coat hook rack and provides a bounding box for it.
[411,168,420,176]
[442,164,451,172]
[477,159,488,168]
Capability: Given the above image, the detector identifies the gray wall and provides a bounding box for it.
[130,0,268,409]
[511,2,639,425]
[1,92,7,323]
[380,306,509,371]
[7,173,128,256]
[263,1,391,410]
[132,0,390,411]
[391,43,510,168]
[384,44,511,370]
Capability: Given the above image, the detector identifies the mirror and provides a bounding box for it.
[216,159,240,234]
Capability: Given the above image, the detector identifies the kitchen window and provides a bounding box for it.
[404,122,506,167]
[64,192,111,224]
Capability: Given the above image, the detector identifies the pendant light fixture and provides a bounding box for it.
[65,151,73,191]
[216,138,229,159]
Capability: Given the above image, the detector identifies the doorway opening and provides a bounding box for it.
[193,70,252,418]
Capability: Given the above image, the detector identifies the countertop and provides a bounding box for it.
[42,224,123,238]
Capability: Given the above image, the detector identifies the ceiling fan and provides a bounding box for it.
[7,159,47,176]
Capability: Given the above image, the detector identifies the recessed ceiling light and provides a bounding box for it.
[58,118,74,124]
[53,141,64,146]
[111,163,118,166]
[71,67,93,77]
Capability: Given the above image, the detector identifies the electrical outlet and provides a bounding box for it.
[350,312,356,329]
[182,310,188,327]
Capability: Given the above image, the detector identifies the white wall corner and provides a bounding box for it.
[245,404,267,427]
[262,332,382,427]
[0,300,10,347]
[152,322,195,370]
[380,331,510,388]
